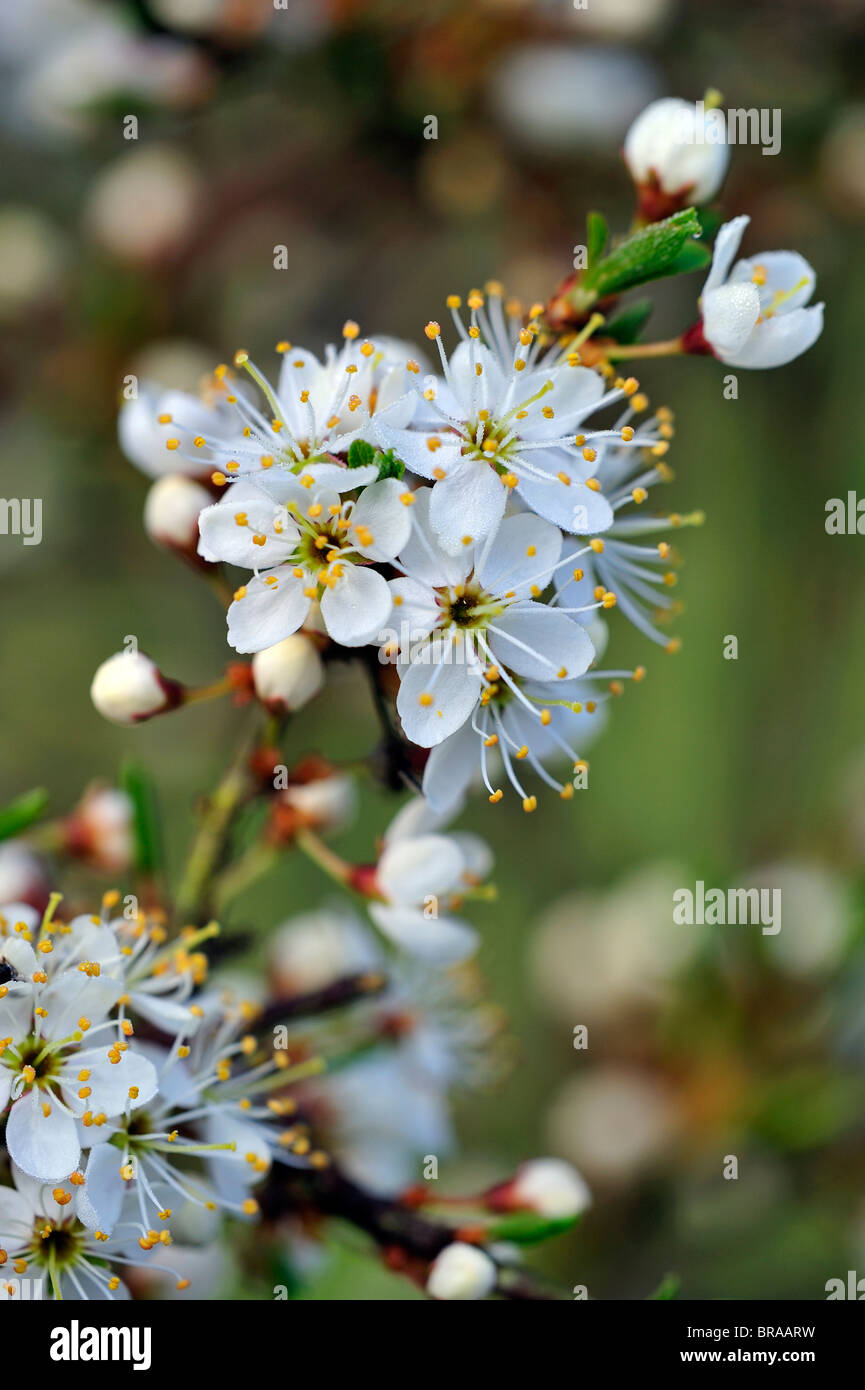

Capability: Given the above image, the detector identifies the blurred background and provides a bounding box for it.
[1,0,865,1299]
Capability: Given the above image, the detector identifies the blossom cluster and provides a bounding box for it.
[15,92,822,1302]
[106,90,824,832]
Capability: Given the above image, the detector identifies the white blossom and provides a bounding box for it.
[373,286,659,554]
[366,798,493,964]
[198,475,412,652]
[699,215,824,369]
[381,492,598,807]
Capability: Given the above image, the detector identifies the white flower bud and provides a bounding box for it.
[624,98,729,210]
[144,474,212,553]
[0,842,50,912]
[426,1243,497,1301]
[90,651,179,726]
[509,1159,592,1220]
[281,772,356,833]
[252,634,325,714]
[269,909,380,997]
[67,786,135,873]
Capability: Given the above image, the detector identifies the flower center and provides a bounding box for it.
[439,581,503,631]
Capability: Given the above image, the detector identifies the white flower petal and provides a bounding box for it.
[38,969,121,1041]
[421,722,480,814]
[488,603,595,680]
[428,461,507,554]
[702,215,749,295]
[394,487,472,588]
[477,511,562,596]
[128,992,203,1037]
[0,1181,34,1244]
[385,577,441,647]
[59,1046,158,1118]
[722,303,824,369]
[447,340,507,416]
[396,644,484,746]
[378,834,465,905]
[383,793,464,844]
[226,570,310,654]
[728,250,816,312]
[516,364,606,440]
[373,419,463,482]
[77,1143,127,1234]
[515,463,614,534]
[320,565,394,647]
[351,477,413,560]
[301,461,379,491]
[198,492,297,568]
[449,832,494,883]
[368,904,479,964]
[6,1089,81,1183]
[0,985,34,1044]
[701,283,761,357]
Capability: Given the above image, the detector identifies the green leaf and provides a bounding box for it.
[696,206,723,243]
[0,788,49,843]
[603,298,654,344]
[121,759,162,877]
[346,439,377,469]
[586,211,609,268]
[374,448,404,481]
[486,1211,579,1245]
[584,208,703,298]
[649,1273,681,1301]
[663,238,713,278]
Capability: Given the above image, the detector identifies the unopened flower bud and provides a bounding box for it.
[65,785,135,874]
[280,769,356,834]
[144,474,212,557]
[269,909,380,997]
[501,1158,592,1220]
[426,1243,497,1301]
[0,842,51,913]
[90,651,181,726]
[252,634,325,714]
[624,98,729,219]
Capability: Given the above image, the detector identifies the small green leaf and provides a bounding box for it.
[346,439,377,469]
[120,760,162,877]
[696,206,723,243]
[486,1211,578,1245]
[586,211,609,267]
[374,448,405,481]
[663,238,713,278]
[584,208,703,298]
[649,1273,681,1301]
[603,298,654,344]
[0,788,49,843]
